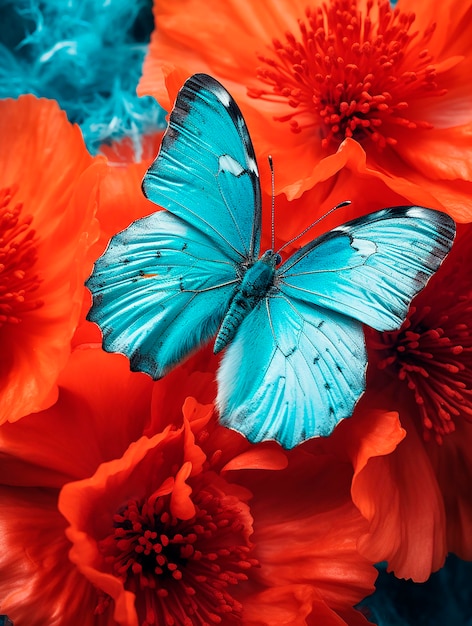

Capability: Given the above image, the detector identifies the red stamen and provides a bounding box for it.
[249,0,446,149]
[369,299,472,444]
[96,478,258,625]
[0,186,43,325]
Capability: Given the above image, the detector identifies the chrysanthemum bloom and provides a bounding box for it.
[0,96,104,423]
[344,223,472,581]
[139,0,472,219]
[0,347,379,625]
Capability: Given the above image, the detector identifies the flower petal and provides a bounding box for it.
[0,96,105,423]
[351,405,447,581]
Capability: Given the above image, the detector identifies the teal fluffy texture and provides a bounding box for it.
[0,0,164,154]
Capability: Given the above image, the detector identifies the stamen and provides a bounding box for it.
[96,478,258,624]
[369,299,472,444]
[0,186,43,326]
[249,0,446,149]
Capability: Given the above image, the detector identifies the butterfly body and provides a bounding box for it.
[86,73,455,449]
[214,250,280,353]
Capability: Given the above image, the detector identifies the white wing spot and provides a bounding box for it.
[247,155,258,175]
[214,85,232,108]
[334,224,350,234]
[406,207,426,219]
[219,154,245,176]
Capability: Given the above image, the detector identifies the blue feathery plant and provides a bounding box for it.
[0,0,164,154]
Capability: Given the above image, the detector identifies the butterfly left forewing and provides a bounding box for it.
[217,293,366,449]
[278,206,455,331]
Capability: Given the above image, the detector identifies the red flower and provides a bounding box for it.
[345,224,472,580]
[0,347,377,625]
[139,0,472,219]
[0,96,105,423]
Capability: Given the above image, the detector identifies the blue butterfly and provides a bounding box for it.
[86,73,455,449]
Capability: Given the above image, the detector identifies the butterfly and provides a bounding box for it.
[86,73,455,449]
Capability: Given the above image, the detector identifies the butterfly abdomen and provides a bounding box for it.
[214,250,279,354]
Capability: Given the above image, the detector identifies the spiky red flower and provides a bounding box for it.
[0,347,377,625]
[139,0,472,216]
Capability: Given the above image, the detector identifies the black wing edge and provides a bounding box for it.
[280,205,456,274]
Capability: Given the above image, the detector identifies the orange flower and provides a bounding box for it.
[342,223,472,581]
[228,147,469,583]
[0,96,105,423]
[0,348,377,625]
[139,0,472,219]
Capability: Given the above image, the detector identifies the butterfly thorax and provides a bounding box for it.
[213,250,280,354]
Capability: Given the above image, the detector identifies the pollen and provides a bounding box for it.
[248,0,446,149]
[0,186,43,326]
[96,479,258,625]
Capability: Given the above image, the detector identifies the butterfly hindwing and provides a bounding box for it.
[278,206,455,331]
[143,73,261,262]
[217,293,366,449]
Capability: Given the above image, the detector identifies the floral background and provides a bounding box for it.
[1,0,472,624]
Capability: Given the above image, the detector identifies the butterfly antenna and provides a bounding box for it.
[276,200,352,255]
[268,155,275,250]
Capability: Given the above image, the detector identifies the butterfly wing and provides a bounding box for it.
[217,294,366,449]
[87,74,262,378]
[87,211,241,378]
[217,206,455,448]
[143,73,261,262]
[278,206,455,331]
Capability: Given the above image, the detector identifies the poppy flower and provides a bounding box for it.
[0,95,105,424]
[139,0,472,219]
[0,347,378,625]
[342,223,472,581]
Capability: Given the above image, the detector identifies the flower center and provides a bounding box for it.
[249,0,446,149]
[0,186,43,326]
[96,481,258,625]
[368,301,472,444]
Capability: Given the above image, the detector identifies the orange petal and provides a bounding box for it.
[222,446,288,472]
[0,348,156,487]
[243,584,364,626]
[243,451,377,613]
[427,419,472,560]
[0,487,98,626]
[351,407,447,581]
[0,96,106,423]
